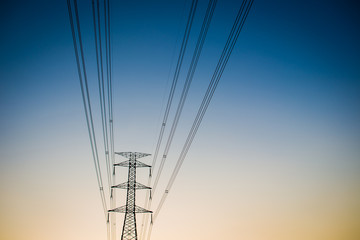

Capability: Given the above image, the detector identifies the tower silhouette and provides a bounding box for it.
[109,152,152,240]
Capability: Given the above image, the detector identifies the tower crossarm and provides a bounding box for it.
[115,152,151,159]
[109,205,152,214]
[112,182,151,190]
[114,160,151,168]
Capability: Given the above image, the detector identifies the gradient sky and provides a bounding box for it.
[0,0,359,240]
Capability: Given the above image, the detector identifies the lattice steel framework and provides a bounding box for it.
[109,152,152,240]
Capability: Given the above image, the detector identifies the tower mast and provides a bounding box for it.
[109,152,152,240]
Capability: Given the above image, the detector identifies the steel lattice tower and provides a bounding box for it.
[109,152,152,240]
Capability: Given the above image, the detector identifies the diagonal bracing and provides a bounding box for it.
[109,152,152,240]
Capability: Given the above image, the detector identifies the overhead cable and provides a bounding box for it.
[102,0,116,239]
[149,1,254,237]
[149,0,199,177]
[67,0,108,219]
[91,0,112,195]
[104,0,114,171]
[141,0,199,238]
[152,0,217,196]
[142,1,218,238]
[139,0,190,236]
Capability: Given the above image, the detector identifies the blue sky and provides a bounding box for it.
[1,0,359,239]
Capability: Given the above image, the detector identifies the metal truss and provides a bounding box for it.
[112,182,151,190]
[108,205,152,213]
[115,152,151,159]
[109,152,152,240]
[114,159,151,168]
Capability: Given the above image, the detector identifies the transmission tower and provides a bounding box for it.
[109,152,152,240]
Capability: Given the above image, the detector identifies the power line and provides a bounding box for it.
[91,1,114,239]
[142,0,218,238]
[152,0,217,196]
[140,0,199,238]
[149,0,198,178]
[139,0,190,236]
[103,0,114,183]
[68,1,254,239]
[157,0,254,218]
[148,1,254,238]
[104,0,114,170]
[67,0,108,219]
[92,0,112,195]
[102,1,116,240]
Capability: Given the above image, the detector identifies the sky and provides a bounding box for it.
[0,0,359,240]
